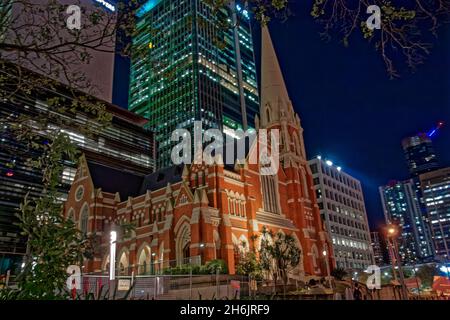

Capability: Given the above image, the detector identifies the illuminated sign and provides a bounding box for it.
[136,0,162,17]
[94,0,116,12]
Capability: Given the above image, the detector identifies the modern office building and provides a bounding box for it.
[420,167,450,260]
[0,65,155,274]
[2,0,118,103]
[402,133,440,177]
[370,231,387,266]
[128,0,259,168]
[379,179,434,264]
[309,157,374,270]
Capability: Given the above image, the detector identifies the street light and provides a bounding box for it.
[109,230,117,300]
[322,249,332,289]
[110,230,117,281]
[385,224,408,300]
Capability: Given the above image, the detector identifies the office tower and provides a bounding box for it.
[402,133,440,177]
[0,65,155,274]
[128,0,259,168]
[379,180,434,264]
[2,0,117,102]
[309,157,374,270]
[420,167,450,260]
[370,231,387,266]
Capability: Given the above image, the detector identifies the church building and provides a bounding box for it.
[63,28,335,279]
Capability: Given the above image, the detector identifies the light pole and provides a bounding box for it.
[385,224,408,300]
[109,230,117,299]
[323,249,332,289]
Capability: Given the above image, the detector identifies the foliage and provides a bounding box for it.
[205,259,228,274]
[311,0,450,77]
[236,251,263,280]
[331,267,348,281]
[415,264,437,288]
[0,132,91,300]
[259,226,301,291]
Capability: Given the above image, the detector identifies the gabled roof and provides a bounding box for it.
[87,161,144,199]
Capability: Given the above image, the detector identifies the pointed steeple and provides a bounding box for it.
[260,26,291,123]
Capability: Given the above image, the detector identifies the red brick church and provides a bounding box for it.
[63,27,334,280]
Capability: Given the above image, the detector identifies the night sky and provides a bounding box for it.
[114,1,450,231]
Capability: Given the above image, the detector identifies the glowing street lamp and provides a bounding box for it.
[384,224,408,299]
[322,248,332,288]
[109,231,117,281]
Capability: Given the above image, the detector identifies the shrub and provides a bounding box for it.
[205,259,228,274]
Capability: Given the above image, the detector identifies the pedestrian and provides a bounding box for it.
[71,270,77,300]
[345,286,354,300]
[334,292,342,300]
[353,283,362,300]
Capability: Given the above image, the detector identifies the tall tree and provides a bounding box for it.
[259,226,301,296]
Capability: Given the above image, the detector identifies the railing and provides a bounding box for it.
[94,255,202,277]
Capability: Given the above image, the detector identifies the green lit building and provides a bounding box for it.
[129,0,259,168]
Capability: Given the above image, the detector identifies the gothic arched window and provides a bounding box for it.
[261,174,280,214]
[80,204,89,235]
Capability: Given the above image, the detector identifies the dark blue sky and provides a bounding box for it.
[114,2,450,231]
[252,2,450,230]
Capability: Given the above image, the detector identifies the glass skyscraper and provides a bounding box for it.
[128,0,259,168]
[379,180,434,264]
[0,65,155,274]
[402,134,440,177]
[420,168,450,260]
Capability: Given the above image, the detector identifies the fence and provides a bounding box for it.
[105,255,202,277]
[76,273,249,300]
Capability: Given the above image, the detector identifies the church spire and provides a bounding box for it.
[260,26,291,126]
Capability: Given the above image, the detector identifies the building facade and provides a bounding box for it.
[379,180,434,264]
[370,231,387,266]
[402,134,440,177]
[2,0,118,103]
[128,0,259,168]
[308,157,373,270]
[0,67,155,274]
[63,27,334,279]
[420,167,450,260]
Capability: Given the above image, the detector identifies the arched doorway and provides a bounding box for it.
[176,223,191,265]
[118,249,129,276]
[137,244,151,275]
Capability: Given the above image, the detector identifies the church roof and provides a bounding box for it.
[139,164,184,193]
[87,161,145,199]
[87,161,184,199]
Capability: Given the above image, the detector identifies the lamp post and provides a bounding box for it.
[323,249,332,289]
[385,224,408,300]
[199,243,205,264]
[109,230,117,299]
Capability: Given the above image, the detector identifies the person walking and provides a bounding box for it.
[345,285,354,300]
[353,282,363,300]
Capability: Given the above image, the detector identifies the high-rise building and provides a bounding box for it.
[402,133,440,177]
[2,0,118,103]
[309,157,374,270]
[420,167,450,260]
[370,231,387,266]
[0,65,155,274]
[128,0,259,168]
[379,180,434,264]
